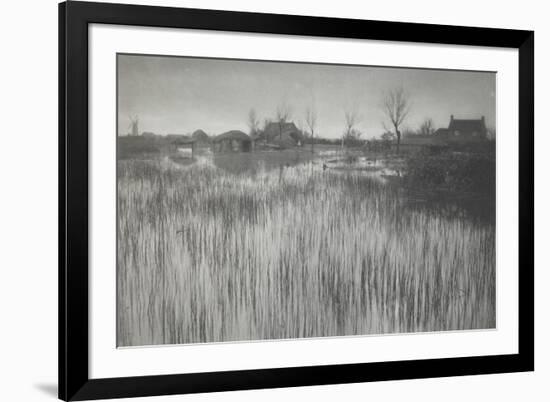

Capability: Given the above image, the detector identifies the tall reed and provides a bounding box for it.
[117,158,495,346]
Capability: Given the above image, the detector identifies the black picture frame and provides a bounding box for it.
[59,1,534,400]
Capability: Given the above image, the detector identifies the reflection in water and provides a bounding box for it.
[212,150,317,175]
[173,150,494,224]
[214,152,493,225]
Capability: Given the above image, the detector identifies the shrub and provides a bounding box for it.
[117,136,161,159]
[405,149,495,195]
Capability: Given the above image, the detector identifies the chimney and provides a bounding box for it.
[450,114,454,122]
[481,115,485,122]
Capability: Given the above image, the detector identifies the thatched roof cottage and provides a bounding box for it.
[191,129,210,145]
[212,130,252,153]
[261,121,304,148]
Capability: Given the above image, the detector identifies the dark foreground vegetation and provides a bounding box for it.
[117,144,496,346]
[404,141,495,197]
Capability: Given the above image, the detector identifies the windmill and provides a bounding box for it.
[128,115,139,136]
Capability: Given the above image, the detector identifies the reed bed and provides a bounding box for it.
[117,157,495,347]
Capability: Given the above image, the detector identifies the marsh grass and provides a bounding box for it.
[117,157,495,347]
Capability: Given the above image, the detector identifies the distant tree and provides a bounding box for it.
[247,108,260,137]
[401,127,416,138]
[261,118,271,146]
[375,130,395,146]
[382,87,411,153]
[128,115,139,136]
[295,118,305,141]
[276,101,292,142]
[418,118,435,136]
[305,104,317,153]
[343,107,361,147]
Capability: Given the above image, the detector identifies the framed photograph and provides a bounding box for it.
[59,1,534,400]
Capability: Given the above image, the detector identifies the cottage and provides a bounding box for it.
[191,129,210,146]
[436,115,488,143]
[260,121,304,148]
[212,130,252,153]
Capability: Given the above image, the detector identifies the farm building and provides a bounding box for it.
[191,129,210,146]
[392,115,489,153]
[260,121,304,148]
[436,115,488,143]
[212,130,252,153]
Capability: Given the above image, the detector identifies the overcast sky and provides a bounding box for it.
[117,54,496,139]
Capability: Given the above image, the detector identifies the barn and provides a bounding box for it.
[191,129,210,146]
[212,130,252,153]
[260,121,304,148]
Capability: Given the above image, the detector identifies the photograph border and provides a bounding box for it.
[59,1,534,400]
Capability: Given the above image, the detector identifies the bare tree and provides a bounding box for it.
[305,104,317,153]
[247,108,260,137]
[276,101,292,142]
[382,87,411,153]
[128,115,139,136]
[261,118,271,146]
[418,118,435,136]
[343,108,361,148]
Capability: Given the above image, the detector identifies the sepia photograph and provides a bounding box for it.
[116,53,496,348]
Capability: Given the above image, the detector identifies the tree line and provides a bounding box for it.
[246,86,413,152]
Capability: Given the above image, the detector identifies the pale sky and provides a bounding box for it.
[117,54,496,139]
